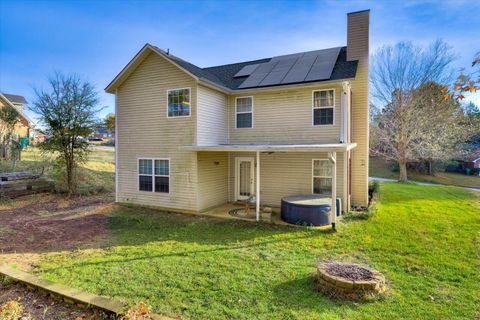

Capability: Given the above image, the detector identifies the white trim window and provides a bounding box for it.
[138,158,170,193]
[312,159,332,195]
[313,89,335,125]
[167,88,190,117]
[235,96,253,128]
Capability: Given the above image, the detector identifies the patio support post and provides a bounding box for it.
[329,152,337,231]
[256,151,260,221]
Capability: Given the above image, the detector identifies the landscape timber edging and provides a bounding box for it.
[0,265,172,320]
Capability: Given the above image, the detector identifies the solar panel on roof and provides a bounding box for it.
[281,54,317,84]
[304,47,341,81]
[233,64,260,77]
[270,52,304,62]
[238,47,341,89]
[253,61,278,73]
[259,57,296,86]
[238,61,278,88]
[238,73,270,88]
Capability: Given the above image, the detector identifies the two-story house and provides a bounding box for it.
[0,93,31,139]
[106,10,370,222]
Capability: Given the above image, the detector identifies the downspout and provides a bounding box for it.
[115,89,119,203]
[329,152,337,231]
[340,81,350,143]
[256,151,260,221]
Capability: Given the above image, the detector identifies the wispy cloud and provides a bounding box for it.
[1,0,479,120]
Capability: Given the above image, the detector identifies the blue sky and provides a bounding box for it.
[1,0,479,123]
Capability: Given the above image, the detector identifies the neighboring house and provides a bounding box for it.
[93,126,113,140]
[0,92,31,139]
[106,10,370,219]
[457,149,480,172]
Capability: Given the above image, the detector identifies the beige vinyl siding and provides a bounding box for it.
[228,84,342,144]
[348,11,370,207]
[197,85,228,145]
[197,152,228,211]
[116,51,199,211]
[228,152,346,209]
[0,98,29,138]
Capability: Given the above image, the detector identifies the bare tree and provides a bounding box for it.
[410,82,465,175]
[31,73,100,195]
[370,40,455,181]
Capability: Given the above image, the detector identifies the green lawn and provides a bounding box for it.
[0,147,115,194]
[36,183,480,319]
[370,156,480,189]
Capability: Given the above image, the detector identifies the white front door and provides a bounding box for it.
[235,157,255,201]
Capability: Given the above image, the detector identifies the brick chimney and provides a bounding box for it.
[347,10,370,62]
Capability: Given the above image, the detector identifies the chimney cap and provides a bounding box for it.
[347,9,370,15]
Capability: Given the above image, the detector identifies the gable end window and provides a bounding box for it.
[313,89,335,125]
[138,159,170,193]
[167,88,190,117]
[312,159,332,195]
[235,96,253,128]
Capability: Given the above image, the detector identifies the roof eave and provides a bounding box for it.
[105,43,200,94]
[0,93,33,125]
[229,77,355,94]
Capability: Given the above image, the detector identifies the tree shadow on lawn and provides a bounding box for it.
[1,198,335,264]
[38,205,337,273]
[108,205,336,245]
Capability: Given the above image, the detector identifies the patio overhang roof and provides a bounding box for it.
[180,143,357,153]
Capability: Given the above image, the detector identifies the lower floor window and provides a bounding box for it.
[313,159,332,195]
[139,158,170,193]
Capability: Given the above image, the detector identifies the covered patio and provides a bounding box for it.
[181,143,357,229]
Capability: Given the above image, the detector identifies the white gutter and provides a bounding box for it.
[114,89,119,203]
[180,143,357,153]
[199,77,356,96]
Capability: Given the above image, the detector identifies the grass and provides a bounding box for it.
[369,156,480,189]
[35,183,480,319]
[0,147,115,194]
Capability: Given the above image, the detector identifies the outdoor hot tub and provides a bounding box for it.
[281,195,340,226]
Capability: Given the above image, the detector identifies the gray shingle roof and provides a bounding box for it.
[2,93,27,104]
[158,46,357,90]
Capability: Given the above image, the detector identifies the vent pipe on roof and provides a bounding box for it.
[167,48,170,55]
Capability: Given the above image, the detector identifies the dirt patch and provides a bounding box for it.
[0,279,110,320]
[0,194,113,255]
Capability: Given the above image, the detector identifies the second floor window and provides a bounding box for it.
[313,89,334,125]
[167,88,190,117]
[236,96,253,128]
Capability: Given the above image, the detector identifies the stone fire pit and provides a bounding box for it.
[316,261,385,300]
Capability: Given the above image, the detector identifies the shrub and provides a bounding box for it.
[391,163,399,172]
[369,181,380,200]
[445,161,460,173]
